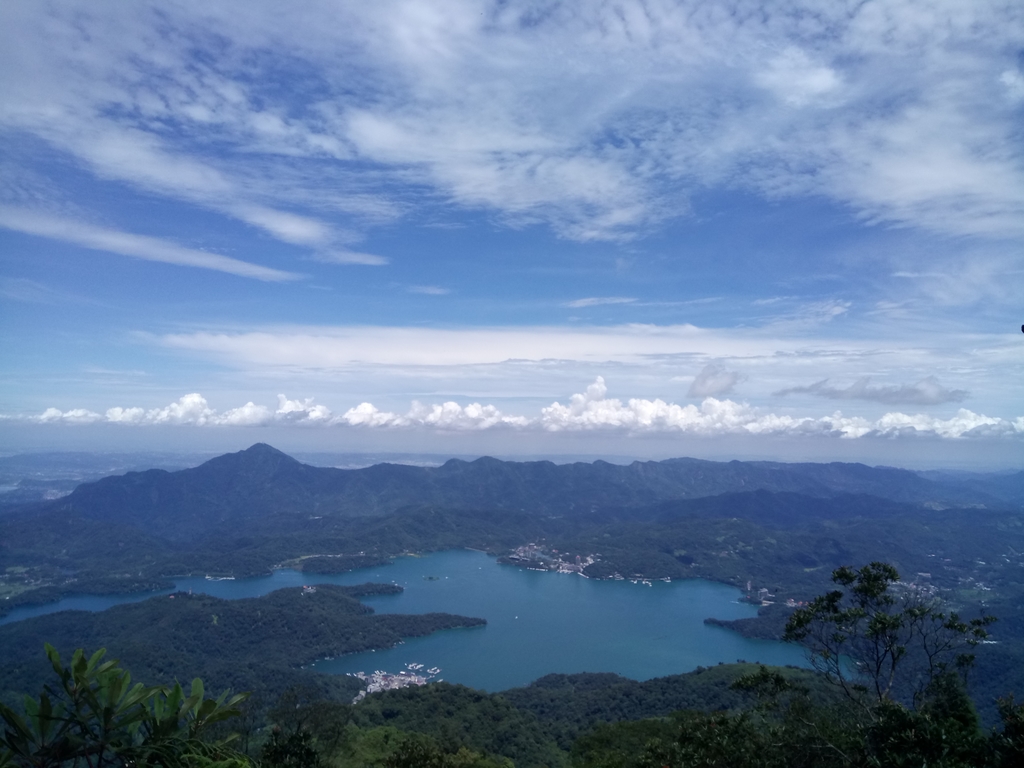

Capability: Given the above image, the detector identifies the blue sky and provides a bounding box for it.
[1,0,1022,467]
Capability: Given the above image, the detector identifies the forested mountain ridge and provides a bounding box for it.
[2,445,1021,626]
[12,443,1019,541]
[3,444,1023,727]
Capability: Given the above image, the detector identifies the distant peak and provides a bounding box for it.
[471,456,503,465]
[200,443,299,469]
[243,443,289,457]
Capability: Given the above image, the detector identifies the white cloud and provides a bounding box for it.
[531,378,1020,439]
[336,399,529,430]
[0,23,375,256]
[16,379,1022,440]
[157,324,746,368]
[146,322,1019,418]
[338,402,408,428]
[143,394,218,425]
[45,123,354,249]
[888,252,1023,307]
[869,409,1005,439]
[406,400,530,430]
[217,402,273,426]
[111,395,268,426]
[755,47,842,107]
[37,407,103,425]
[538,378,791,434]
[775,376,968,405]
[132,318,1024,427]
[0,206,301,281]
[276,394,332,422]
[105,407,147,424]
[688,364,742,398]
[565,297,636,308]
[230,205,334,247]
[408,285,450,295]
[3,0,1021,243]
[29,393,331,427]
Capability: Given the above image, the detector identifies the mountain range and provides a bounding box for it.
[2,444,1023,729]
[20,443,1022,542]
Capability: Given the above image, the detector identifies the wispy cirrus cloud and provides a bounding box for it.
[0,276,102,305]
[0,207,301,281]
[155,324,756,368]
[0,73,381,259]
[311,249,390,266]
[145,322,1016,413]
[131,322,1023,430]
[759,300,852,330]
[565,297,637,308]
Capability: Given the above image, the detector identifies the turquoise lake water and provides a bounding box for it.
[2,550,808,691]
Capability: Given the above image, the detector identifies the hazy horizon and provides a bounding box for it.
[1,436,1021,474]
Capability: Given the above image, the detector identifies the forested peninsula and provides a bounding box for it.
[0,583,485,706]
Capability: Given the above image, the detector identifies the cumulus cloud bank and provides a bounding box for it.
[340,401,530,430]
[774,376,968,405]
[16,379,1022,440]
[40,393,332,427]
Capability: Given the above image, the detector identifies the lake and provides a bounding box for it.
[1,550,808,691]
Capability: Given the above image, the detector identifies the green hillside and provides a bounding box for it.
[0,583,485,708]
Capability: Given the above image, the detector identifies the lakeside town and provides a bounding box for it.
[501,542,599,576]
[500,543,962,612]
[349,662,442,703]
